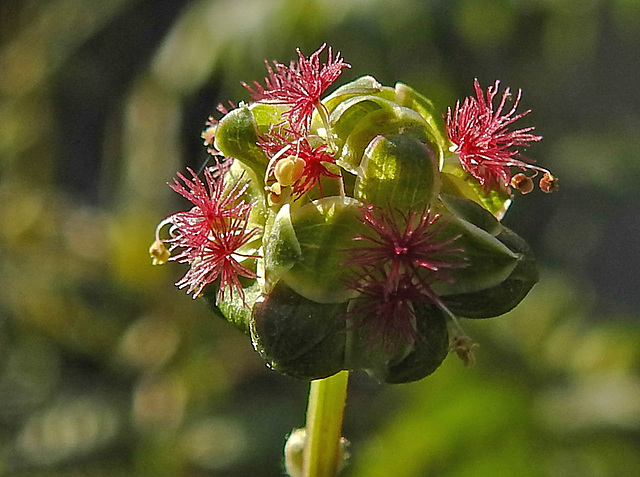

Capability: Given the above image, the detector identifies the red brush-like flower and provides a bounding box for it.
[162,167,259,301]
[446,79,543,192]
[260,128,340,198]
[348,271,429,348]
[171,214,259,301]
[242,44,350,133]
[347,205,465,293]
[168,167,252,242]
[344,205,465,347]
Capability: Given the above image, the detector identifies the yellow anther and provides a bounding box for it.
[266,182,283,206]
[201,125,216,147]
[149,239,171,265]
[274,155,305,187]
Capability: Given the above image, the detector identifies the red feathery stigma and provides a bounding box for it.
[347,271,428,349]
[168,167,251,239]
[446,79,542,192]
[347,205,465,291]
[164,167,259,301]
[171,215,259,301]
[344,205,465,347]
[242,44,351,133]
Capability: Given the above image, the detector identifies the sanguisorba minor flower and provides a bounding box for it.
[153,44,552,384]
[242,44,350,134]
[155,167,259,301]
[446,79,556,194]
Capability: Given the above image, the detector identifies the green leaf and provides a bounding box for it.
[354,134,440,213]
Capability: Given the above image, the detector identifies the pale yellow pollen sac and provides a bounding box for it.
[149,239,171,265]
[449,333,479,367]
[274,155,305,187]
[266,182,283,206]
[201,125,216,147]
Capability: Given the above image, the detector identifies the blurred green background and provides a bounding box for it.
[2,0,640,475]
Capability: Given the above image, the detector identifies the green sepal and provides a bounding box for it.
[251,280,347,380]
[354,134,440,213]
[328,95,397,151]
[318,75,395,117]
[249,102,286,134]
[429,213,520,297]
[439,193,503,236]
[263,203,303,283]
[210,281,262,335]
[381,304,449,383]
[344,302,449,384]
[224,159,268,230]
[337,106,440,174]
[394,82,447,153]
[445,227,539,318]
[214,105,269,181]
[268,196,366,304]
[440,158,512,219]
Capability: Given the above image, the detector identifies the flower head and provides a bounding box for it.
[260,128,340,198]
[344,205,465,347]
[157,167,259,301]
[446,79,544,193]
[242,44,351,133]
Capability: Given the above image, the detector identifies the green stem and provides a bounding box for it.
[302,370,350,477]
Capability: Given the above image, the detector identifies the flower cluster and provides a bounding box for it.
[151,45,555,383]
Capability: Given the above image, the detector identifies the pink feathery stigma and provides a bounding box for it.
[165,167,259,301]
[446,79,542,192]
[345,206,465,347]
[242,44,351,133]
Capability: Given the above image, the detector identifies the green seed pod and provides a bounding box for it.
[354,134,440,213]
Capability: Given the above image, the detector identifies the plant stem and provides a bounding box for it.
[302,370,350,477]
